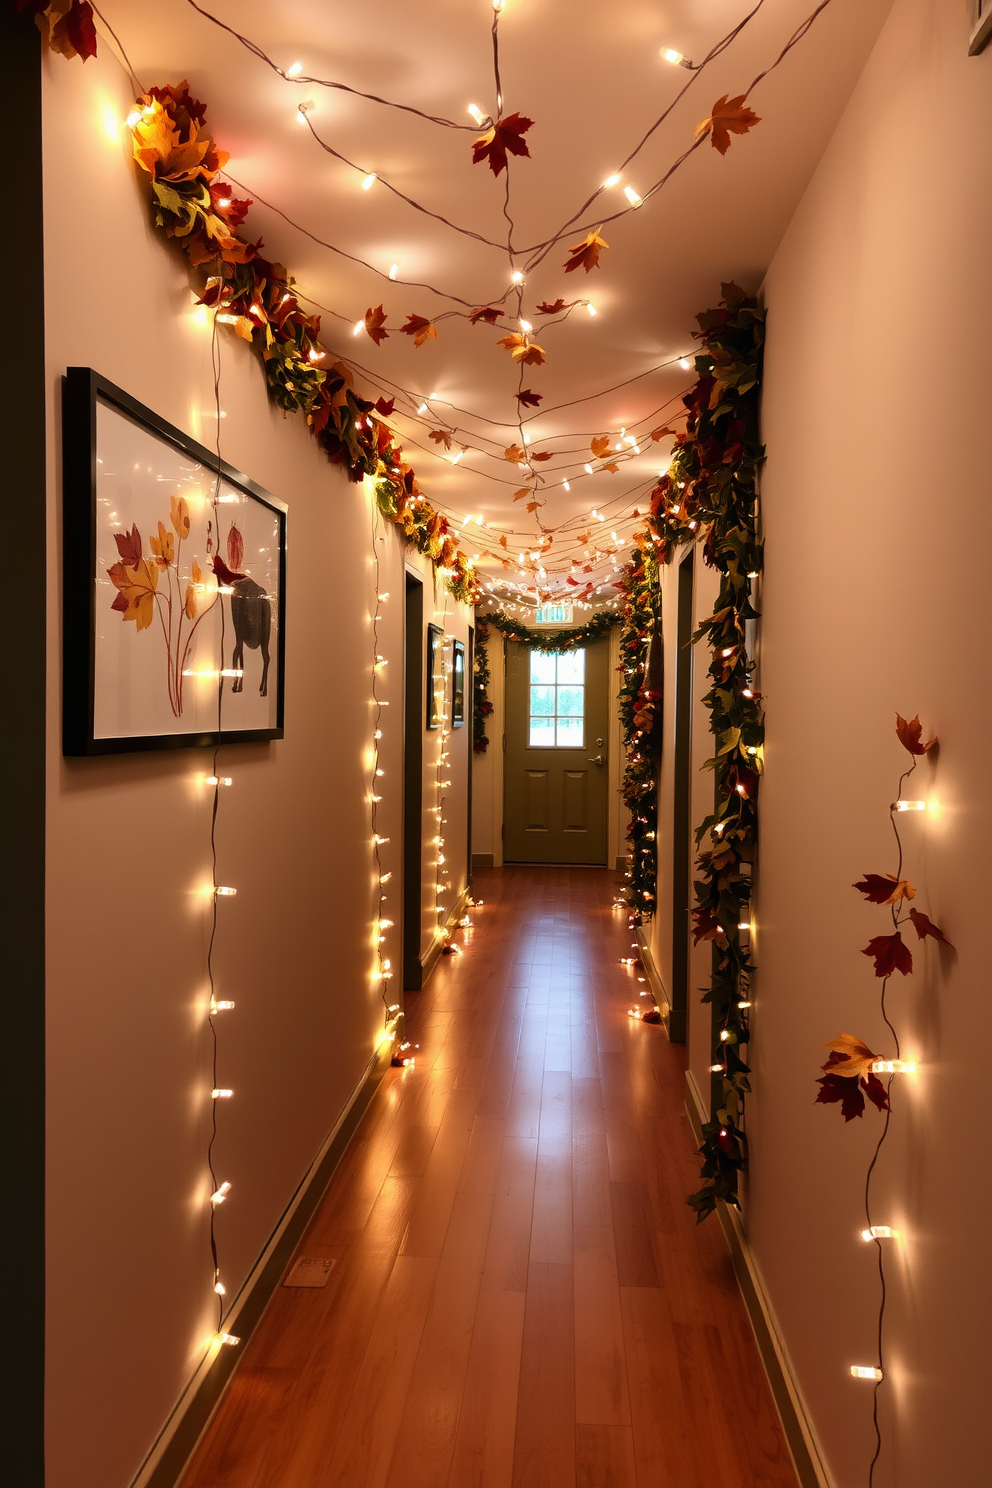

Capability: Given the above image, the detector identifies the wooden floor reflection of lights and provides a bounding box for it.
[180,866,798,1488]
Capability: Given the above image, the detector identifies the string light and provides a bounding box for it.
[211,1088,233,1100]
[210,1182,231,1205]
[389,263,399,279]
[861,1226,897,1242]
[361,171,377,191]
[285,61,303,77]
[869,1059,916,1075]
[214,886,237,897]
[216,1332,240,1347]
[851,1366,884,1382]
[893,799,926,812]
[623,185,643,207]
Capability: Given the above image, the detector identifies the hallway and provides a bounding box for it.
[180,868,796,1488]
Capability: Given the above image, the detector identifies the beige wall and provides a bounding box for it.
[751,1,992,1483]
[42,47,469,1488]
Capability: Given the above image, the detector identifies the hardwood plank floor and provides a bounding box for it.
[180,868,798,1488]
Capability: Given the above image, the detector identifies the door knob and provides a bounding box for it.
[587,754,605,766]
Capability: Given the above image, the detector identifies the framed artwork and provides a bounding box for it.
[62,368,287,756]
[451,639,466,727]
[426,623,446,730]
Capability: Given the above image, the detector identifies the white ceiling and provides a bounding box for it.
[102,0,891,606]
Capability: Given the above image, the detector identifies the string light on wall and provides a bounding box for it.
[815,713,951,1486]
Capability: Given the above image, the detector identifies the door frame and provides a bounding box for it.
[403,571,424,990]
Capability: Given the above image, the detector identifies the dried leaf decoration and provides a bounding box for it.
[564,230,609,275]
[590,436,612,459]
[512,488,531,502]
[400,314,438,347]
[816,1034,890,1122]
[601,461,620,474]
[497,334,547,366]
[107,525,160,632]
[525,500,543,513]
[651,425,678,442]
[861,932,913,978]
[854,873,916,905]
[895,713,936,756]
[113,524,143,569]
[25,0,98,61]
[695,94,761,156]
[530,451,553,463]
[470,306,502,325]
[908,908,953,946]
[517,389,542,407]
[503,445,526,463]
[374,396,395,417]
[429,429,453,451]
[364,305,388,345]
[170,493,191,539]
[471,112,534,177]
[535,299,567,315]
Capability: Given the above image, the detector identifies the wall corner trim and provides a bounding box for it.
[128,1038,394,1488]
[717,1204,837,1488]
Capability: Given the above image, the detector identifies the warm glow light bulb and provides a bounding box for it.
[353,320,365,336]
[662,47,685,65]
[215,886,237,897]
[210,999,235,1013]
[210,1182,232,1205]
[511,270,525,284]
[870,1059,916,1075]
[467,103,485,124]
[217,1332,240,1347]
[214,1280,226,1295]
[362,172,377,191]
[623,185,643,207]
[894,800,926,812]
[861,1226,896,1242]
[679,357,691,370]
[389,263,399,280]
[286,61,303,77]
[212,1088,233,1100]
[850,1365,883,1381]
[206,775,233,787]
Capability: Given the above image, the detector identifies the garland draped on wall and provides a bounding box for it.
[616,545,662,921]
[478,609,617,652]
[617,283,765,1220]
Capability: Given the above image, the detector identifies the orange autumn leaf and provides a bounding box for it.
[651,425,678,442]
[525,500,543,513]
[400,314,438,347]
[107,556,159,631]
[184,556,202,620]
[503,444,526,463]
[895,713,936,756]
[364,304,389,345]
[535,298,567,315]
[497,333,547,366]
[695,94,761,157]
[574,531,590,546]
[564,230,608,274]
[602,461,620,474]
[170,493,191,538]
[822,1033,879,1083]
[150,520,174,568]
[498,534,508,548]
[512,488,532,502]
[530,451,553,463]
[429,429,453,450]
[590,435,611,459]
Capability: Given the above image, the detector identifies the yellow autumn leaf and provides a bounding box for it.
[590,436,611,459]
[150,521,175,568]
[503,444,526,463]
[170,493,191,539]
[823,1033,878,1082]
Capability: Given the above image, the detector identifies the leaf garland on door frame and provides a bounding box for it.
[478,610,618,653]
[612,283,765,1222]
[616,544,662,921]
[473,619,493,754]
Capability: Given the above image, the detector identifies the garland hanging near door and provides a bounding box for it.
[616,544,663,921]
[615,283,765,1221]
[473,620,493,754]
[478,609,618,652]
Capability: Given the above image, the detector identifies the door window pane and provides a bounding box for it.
[528,649,585,748]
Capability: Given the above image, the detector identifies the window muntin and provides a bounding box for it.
[528,649,585,747]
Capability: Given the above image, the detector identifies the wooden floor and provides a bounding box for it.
[180,867,798,1488]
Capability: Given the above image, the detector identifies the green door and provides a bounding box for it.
[503,637,610,865]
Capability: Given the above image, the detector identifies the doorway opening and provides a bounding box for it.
[502,636,610,865]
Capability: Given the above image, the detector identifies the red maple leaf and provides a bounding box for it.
[113,525,142,567]
[471,113,534,177]
[211,553,248,585]
[535,298,566,315]
[400,315,438,347]
[895,713,936,755]
[691,905,722,945]
[364,305,388,345]
[861,932,913,978]
[815,1055,890,1122]
[853,873,914,905]
[469,306,502,325]
[374,396,395,416]
[517,389,542,407]
[908,908,952,946]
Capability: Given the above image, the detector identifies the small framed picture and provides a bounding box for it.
[451,639,466,727]
[426,623,446,730]
[62,368,287,756]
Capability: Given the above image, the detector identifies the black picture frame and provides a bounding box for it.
[62,367,287,756]
[426,623,445,730]
[451,639,466,727]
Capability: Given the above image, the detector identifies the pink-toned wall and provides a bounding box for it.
[41,47,469,1488]
[751,1,992,1482]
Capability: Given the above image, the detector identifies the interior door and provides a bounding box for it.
[503,637,610,865]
